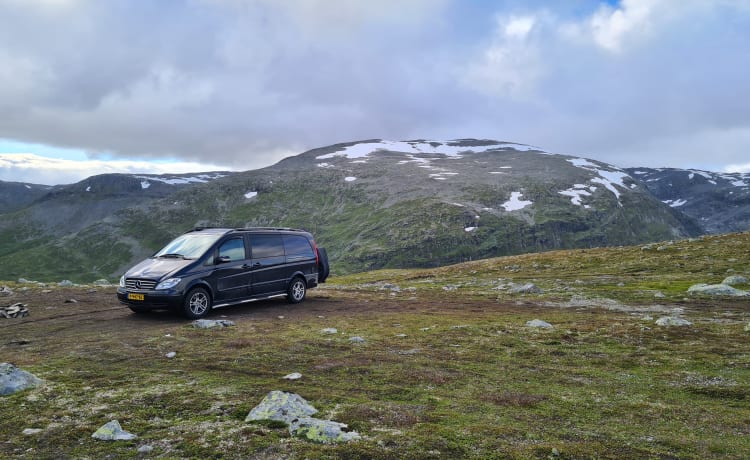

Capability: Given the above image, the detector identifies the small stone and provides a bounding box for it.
[92,279,112,286]
[526,319,553,329]
[283,372,302,380]
[395,333,407,338]
[655,316,692,327]
[349,336,365,343]
[1,363,43,395]
[137,445,154,454]
[22,428,43,435]
[321,328,338,334]
[687,283,748,296]
[510,283,543,294]
[64,298,78,303]
[92,420,137,441]
[0,286,13,296]
[58,280,74,287]
[192,319,235,329]
[165,352,176,358]
[277,315,285,319]
[743,323,750,332]
[654,291,666,298]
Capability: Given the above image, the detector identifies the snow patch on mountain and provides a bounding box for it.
[316,139,540,161]
[245,191,258,199]
[559,184,593,208]
[502,192,532,211]
[132,173,228,185]
[663,199,687,207]
[567,158,630,205]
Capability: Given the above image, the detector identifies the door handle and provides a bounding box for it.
[243,262,262,269]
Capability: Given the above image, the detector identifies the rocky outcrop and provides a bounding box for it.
[0,303,28,318]
[246,391,360,443]
[91,420,137,440]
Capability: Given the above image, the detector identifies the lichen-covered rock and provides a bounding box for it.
[290,416,361,444]
[655,317,692,327]
[510,283,543,294]
[687,284,748,296]
[0,363,43,396]
[91,420,137,440]
[245,391,360,443]
[721,275,748,286]
[192,319,235,329]
[526,319,553,329]
[245,391,318,423]
[58,280,74,287]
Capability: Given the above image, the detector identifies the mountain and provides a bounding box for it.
[0,139,702,282]
[0,180,55,214]
[626,167,750,234]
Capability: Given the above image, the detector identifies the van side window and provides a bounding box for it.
[249,235,284,258]
[283,235,314,257]
[218,238,246,261]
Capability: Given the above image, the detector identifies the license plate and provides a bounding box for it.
[127,293,145,301]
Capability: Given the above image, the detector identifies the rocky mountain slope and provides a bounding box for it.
[626,167,750,234]
[0,139,704,282]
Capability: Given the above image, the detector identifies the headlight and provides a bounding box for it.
[119,275,125,288]
[156,278,181,290]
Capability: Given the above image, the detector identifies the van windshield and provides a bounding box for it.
[154,233,224,259]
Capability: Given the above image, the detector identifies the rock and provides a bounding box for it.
[22,428,43,435]
[349,336,365,343]
[290,416,361,444]
[165,352,176,359]
[192,319,235,329]
[17,278,31,284]
[744,323,750,332]
[321,328,338,334]
[283,372,302,380]
[245,391,360,444]
[655,316,692,327]
[91,420,137,441]
[92,279,111,286]
[654,291,666,298]
[64,298,78,304]
[687,284,748,296]
[722,275,748,286]
[245,391,318,423]
[0,286,13,296]
[510,283,543,294]
[526,319,553,329]
[0,363,43,395]
[58,280,74,287]
[137,445,154,454]
[0,303,29,319]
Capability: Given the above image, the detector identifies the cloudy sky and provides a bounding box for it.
[1,0,749,185]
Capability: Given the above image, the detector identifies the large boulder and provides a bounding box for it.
[722,275,748,286]
[687,284,748,297]
[0,363,43,396]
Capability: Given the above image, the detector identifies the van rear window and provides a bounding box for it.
[283,235,314,257]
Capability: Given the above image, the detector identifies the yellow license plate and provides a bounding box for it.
[128,293,145,301]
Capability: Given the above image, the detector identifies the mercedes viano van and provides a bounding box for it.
[116,227,330,319]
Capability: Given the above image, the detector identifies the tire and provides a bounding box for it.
[182,287,212,319]
[317,247,330,283]
[287,277,307,304]
[129,306,150,314]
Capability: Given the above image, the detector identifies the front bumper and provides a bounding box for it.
[116,287,184,310]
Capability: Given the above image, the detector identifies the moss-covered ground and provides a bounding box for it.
[0,233,748,458]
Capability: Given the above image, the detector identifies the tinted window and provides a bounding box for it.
[250,234,284,258]
[218,238,246,261]
[284,235,314,257]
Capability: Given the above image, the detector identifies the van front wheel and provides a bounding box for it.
[287,277,307,304]
[183,287,211,319]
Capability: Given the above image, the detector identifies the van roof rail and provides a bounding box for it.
[235,227,307,232]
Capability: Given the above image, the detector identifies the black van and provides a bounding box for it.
[116,227,330,319]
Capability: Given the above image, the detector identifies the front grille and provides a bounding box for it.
[125,279,157,290]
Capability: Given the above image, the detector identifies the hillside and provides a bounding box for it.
[626,167,750,234]
[0,140,706,282]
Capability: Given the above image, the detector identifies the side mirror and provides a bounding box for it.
[215,255,232,265]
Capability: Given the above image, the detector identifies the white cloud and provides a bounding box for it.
[0,153,233,185]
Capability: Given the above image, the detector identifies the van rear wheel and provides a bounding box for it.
[183,287,211,319]
[287,277,307,304]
